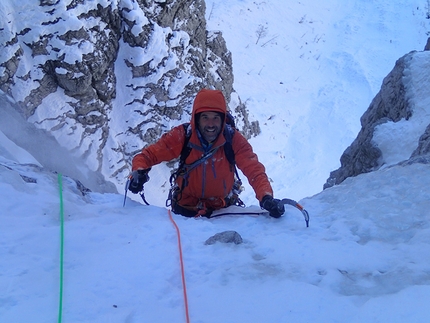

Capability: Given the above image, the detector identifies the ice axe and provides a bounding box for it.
[123,176,150,207]
[123,178,130,207]
[279,198,310,227]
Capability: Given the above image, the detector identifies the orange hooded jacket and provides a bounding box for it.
[132,89,273,211]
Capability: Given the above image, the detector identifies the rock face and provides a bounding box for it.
[324,46,430,189]
[0,0,258,190]
[411,124,430,157]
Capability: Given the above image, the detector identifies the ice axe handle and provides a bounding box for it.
[123,178,130,207]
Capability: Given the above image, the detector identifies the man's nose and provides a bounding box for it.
[207,118,217,126]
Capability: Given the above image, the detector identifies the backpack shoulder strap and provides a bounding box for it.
[223,124,236,166]
[223,124,242,185]
[169,123,192,186]
[179,123,192,165]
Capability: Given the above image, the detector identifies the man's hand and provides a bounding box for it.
[260,195,285,218]
[128,169,150,194]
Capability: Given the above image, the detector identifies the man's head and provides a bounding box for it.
[191,89,227,142]
[196,111,223,143]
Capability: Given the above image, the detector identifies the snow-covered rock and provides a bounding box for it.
[0,0,254,193]
[325,48,430,188]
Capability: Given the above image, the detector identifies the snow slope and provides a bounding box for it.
[2,0,430,322]
[2,124,430,323]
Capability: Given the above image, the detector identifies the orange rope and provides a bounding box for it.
[168,209,191,323]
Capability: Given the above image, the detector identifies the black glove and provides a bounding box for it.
[260,195,285,218]
[128,169,150,194]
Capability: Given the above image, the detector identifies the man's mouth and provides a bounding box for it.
[203,127,219,141]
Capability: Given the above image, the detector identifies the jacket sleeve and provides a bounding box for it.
[233,132,273,201]
[132,125,186,170]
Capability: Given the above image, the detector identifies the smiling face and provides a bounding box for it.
[197,111,223,143]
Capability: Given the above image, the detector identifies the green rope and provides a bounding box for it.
[57,173,65,323]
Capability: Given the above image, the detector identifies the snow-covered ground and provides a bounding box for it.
[2,121,430,322]
[2,0,430,322]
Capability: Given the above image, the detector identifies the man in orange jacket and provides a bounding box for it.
[129,89,284,218]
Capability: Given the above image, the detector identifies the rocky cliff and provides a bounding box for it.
[0,0,257,191]
[325,44,430,189]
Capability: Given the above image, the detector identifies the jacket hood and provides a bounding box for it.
[190,89,227,131]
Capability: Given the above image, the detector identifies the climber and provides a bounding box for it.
[129,89,285,218]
